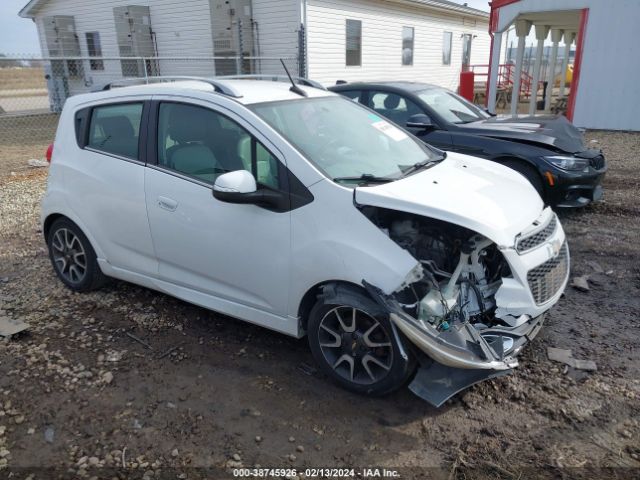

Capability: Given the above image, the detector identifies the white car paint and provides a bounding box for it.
[42,78,568,356]
[354,152,544,248]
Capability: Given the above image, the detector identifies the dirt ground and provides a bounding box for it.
[0,123,639,479]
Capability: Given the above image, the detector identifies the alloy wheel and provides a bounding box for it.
[318,306,393,385]
[51,228,87,284]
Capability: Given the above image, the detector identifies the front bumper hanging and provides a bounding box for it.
[363,281,545,407]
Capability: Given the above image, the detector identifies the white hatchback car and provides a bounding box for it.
[42,76,569,406]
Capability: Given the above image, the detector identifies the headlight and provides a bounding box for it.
[543,155,590,171]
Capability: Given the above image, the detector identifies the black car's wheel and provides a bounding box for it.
[501,159,545,198]
[47,217,107,292]
[308,286,415,396]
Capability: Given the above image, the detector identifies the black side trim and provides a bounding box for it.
[146,100,160,166]
[138,101,151,164]
[287,169,314,211]
[74,107,91,148]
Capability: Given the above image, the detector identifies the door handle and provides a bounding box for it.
[158,196,178,212]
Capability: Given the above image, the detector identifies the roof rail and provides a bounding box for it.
[95,76,243,98]
[218,74,327,90]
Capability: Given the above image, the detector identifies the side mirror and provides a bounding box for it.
[406,114,434,131]
[213,170,257,195]
[484,108,497,117]
[213,170,286,210]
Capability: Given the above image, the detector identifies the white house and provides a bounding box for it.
[19,0,494,108]
[486,0,640,131]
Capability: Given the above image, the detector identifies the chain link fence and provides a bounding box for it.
[0,55,299,175]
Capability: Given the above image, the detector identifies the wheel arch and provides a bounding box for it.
[492,155,547,191]
[43,213,65,240]
[297,280,370,335]
[43,213,105,261]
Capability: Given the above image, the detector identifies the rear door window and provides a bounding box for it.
[87,103,144,159]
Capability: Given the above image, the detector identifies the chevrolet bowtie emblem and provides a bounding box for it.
[548,238,562,257]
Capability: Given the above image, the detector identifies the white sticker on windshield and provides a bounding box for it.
[371,120,408,142]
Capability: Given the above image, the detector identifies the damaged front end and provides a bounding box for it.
[360,206,566,407]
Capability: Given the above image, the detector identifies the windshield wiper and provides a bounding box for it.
[400,152,447,178]
[333,173,393,184]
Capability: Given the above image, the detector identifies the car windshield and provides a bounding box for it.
[417,87,490,124]
[249,96,440,184]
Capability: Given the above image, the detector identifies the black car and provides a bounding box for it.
[329,81,606,208]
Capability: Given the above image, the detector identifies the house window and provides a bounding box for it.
[402,27,414,66]
[443,31,452,65]
[346,19,362,67]
[85,32,104,71]
[462,33,473,70]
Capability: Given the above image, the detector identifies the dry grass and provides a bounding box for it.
[0,113,59,176]
[0,67,46,91]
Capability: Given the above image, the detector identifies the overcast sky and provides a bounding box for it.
[0,0,40,55]
[0,0,491,56]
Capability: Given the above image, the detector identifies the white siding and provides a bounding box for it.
[306,0,492,89]
[32,0,216,94]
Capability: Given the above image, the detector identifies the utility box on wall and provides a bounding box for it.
[210,0,255,74]
[114,5,158,77]
[43,15,84,111]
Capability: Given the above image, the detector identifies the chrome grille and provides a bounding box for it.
[516,215,558,253]
[590,154,606,170]
[527,242,570,305]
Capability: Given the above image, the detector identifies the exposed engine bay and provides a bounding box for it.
[359,206,552,406]
[361,206,514,332]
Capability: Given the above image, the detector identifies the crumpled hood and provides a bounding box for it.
[459,114,585,153]
[355,152,544,247]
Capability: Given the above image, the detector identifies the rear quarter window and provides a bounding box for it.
[87,103,144,159]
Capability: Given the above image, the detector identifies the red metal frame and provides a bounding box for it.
[473,63,537,98]
[567,8,589,122]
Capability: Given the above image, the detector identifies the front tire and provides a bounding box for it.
[308,285,416,396]
[47,217,107,292]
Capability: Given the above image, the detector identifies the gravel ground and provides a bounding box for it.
[0,130,639,479]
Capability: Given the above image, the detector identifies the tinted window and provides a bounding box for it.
[346,20,362,67]
[338,90,362,103]
[88,103,143,159]
[367,91,423,127]
[157,102,280,188]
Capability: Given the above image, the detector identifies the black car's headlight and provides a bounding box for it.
[543,155,590,171]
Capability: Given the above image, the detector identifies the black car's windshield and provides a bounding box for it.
[250,96,440,184]
[417,87,490,124]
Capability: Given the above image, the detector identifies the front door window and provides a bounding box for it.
[157,102,281,189]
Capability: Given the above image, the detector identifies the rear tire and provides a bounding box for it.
[47,217,107,292]
[307,285,416,396]
[501,159,545,198]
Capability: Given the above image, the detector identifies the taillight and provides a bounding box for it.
[46,143,54,163]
